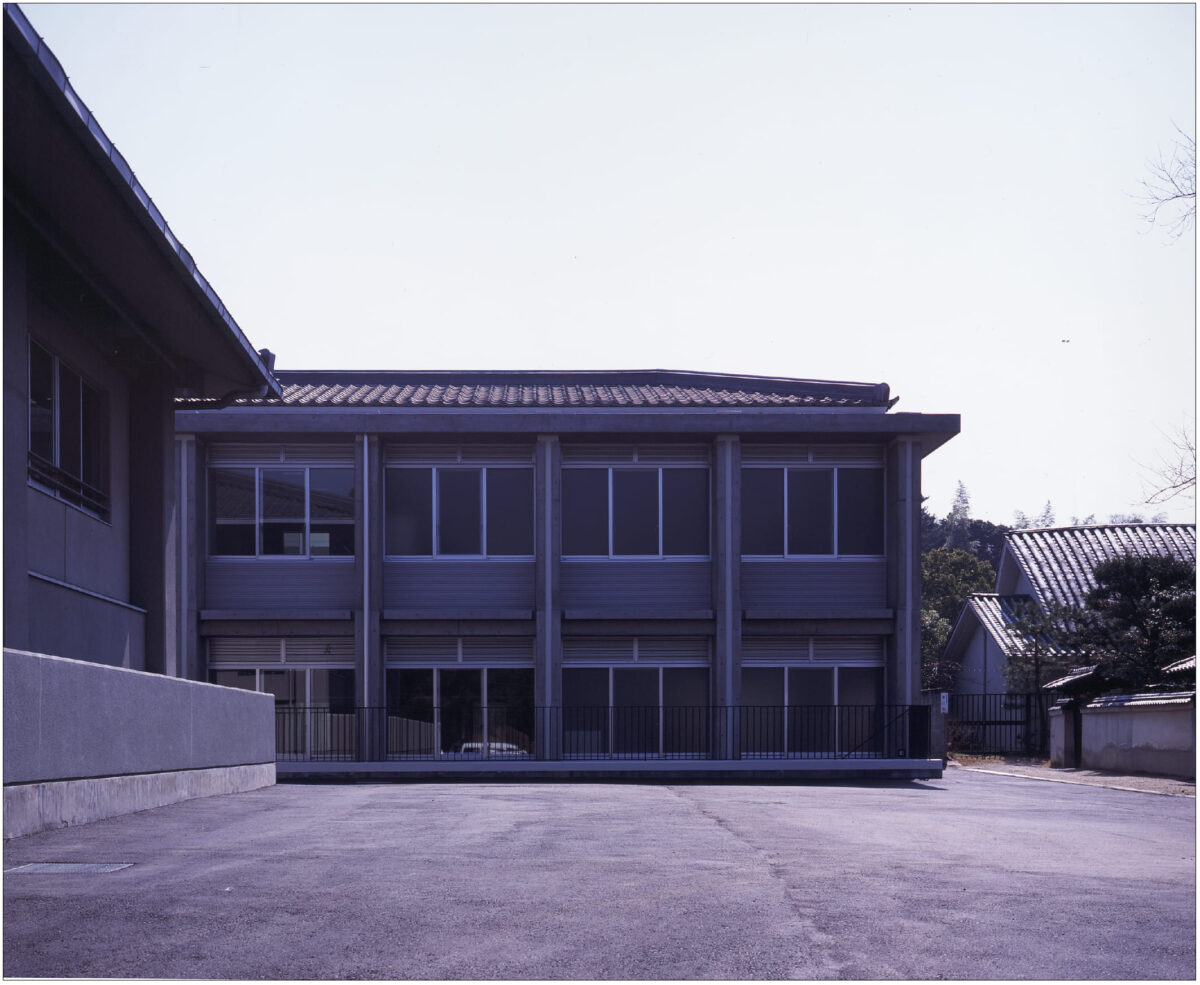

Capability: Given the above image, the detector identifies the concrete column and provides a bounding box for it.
[356,434,384,758]
[712,435,742,758]
[534,434,562,758]
[885,438,922,708]
[3,222,31,653]
[174,435,203,680]
[129,365,176,676]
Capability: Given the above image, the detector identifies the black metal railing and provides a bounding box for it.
[274,704,931,764]
[946,692,1056,757]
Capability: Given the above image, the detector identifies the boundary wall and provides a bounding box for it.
[1049,691,1195,779]
[4,649,274,837]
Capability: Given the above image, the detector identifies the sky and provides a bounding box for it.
[19,2,1197,527]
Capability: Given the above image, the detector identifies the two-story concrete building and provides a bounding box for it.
[176,370,959,778]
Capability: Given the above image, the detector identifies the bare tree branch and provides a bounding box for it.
[1139,424,1196,506]
[1139,127,1196,238]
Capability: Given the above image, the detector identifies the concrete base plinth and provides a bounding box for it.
[3,763,275,839]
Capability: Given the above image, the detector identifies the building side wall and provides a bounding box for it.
[954,626,1008,694]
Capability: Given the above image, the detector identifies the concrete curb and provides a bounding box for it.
[950,763,1195,797]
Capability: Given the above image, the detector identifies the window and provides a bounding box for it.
[384,467,533,557]
[740,467,884,556]
[27,340,109,519]
[208,467,354,557]
[562,467,709,557]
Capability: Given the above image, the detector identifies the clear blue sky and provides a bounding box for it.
[21,3,1196,527]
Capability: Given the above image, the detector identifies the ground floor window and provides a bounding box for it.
[740,666,883,757]
[385,667,535,758]
[209,667,356,756]
[561,666,710,758]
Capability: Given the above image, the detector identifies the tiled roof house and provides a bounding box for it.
[945,524,1197,694]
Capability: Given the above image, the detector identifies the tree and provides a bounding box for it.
[920,608,956,691]
[1003,599,1076,693]
[1139,127,1196,238]
[942,482,972,551]
[922,548,995,625]
[1073,555,1196,691]
[1012,501,1055,530]
[1141,425,1196,506]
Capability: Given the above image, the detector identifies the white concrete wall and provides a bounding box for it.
[1050,693,1194,779]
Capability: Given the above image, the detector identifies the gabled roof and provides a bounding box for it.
[949,593,1069,662]
[1002,524,1196,610]
[4,3,279,399]
[227,370,893,409]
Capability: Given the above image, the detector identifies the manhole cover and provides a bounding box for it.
[5,862,133,873]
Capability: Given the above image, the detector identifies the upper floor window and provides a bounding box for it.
[385,466,534,557]
[741,467,884,556]
[28,340,109,520]
[562,467,709,557]
[208,467,354,557]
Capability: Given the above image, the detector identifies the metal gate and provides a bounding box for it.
[946,692,1056,757]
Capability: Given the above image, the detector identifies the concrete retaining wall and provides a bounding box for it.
[1050,692,1194,779]
[4,649,275,837]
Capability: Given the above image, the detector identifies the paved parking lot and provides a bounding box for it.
[4,769,1195,980]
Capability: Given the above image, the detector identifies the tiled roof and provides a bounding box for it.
[219,371,892,409]
[965,594,1069,659]
[1006,524,1196,610]
[1162,656,1196,674]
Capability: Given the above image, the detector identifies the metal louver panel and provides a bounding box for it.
[742,638,810,665]
[460,638,535,665]
[563,638,636,664]
[205,560,358,609]
[636,637,710,664]
[633,445,710,465]
[383,561,535,609]
[385,444,536,464]
[561,561,711,610]
[208,443,355,465]
[811,445,885,464]
[283,638,355,664]
[385,638,459,664]
[741,445,811,464]
[741,560,886,608]
[385,444,460,463]
[561,444,637,464]
[813,637,885,664]
[208,638,282,664]
[459,445,536,463]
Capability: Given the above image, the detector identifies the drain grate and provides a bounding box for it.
[5,862,133,874]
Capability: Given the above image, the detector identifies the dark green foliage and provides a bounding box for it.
[1074,555,1196,691]
[920,608,956,690]
[922,548,995,625]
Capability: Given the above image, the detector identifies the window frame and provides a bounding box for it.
[207,465,356,559]
[383,464,535,559]
[26,338,110,522]
[561,465,711,559]
[740,464,886,559]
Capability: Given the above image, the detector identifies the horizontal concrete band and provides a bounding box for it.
[4,763,276,840]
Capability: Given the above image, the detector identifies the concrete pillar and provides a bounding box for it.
[886,438,921,708]
[174,435,203,681]
[712,435,741,758]
[356,434,384,759]
[129,365,176,676]
[535,434,562,758]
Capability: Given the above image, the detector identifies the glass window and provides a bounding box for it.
[562,469,609,555]
[28,341,54,462]
[208,469,256,556]
[386,668,435,757]
[261,469,306,555]
[487,668,535,754]
[385,468,433,555]
[310,668,356,712]
[439,668,482,755]
[486,469,534,555]
[789,668,835,754]
[562,667,608,757]
[663,667,709,757]
[309,470,355,556]
[741,469,784,554]
[437,469,481,555]
[662,469,709,555]
[613,667,659,756]
[612,470,658,555]
[209,669,257,690]
[27,341,109,518]
[838,469,885,555]
[787,469,833,555]
[740,667,784,755]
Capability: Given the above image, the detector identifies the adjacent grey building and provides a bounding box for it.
[176,370,960,777]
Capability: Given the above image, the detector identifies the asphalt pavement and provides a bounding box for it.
[3,770,1195,980]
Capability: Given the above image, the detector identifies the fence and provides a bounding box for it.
[946,692,1057,757]
[274,704,930,763]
